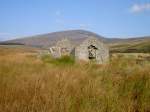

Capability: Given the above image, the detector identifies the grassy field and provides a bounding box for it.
[109,39,150,53]
[0,46,150,112]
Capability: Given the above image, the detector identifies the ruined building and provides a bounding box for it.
[49,37,109,64]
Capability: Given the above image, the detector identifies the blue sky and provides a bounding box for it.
[0,0,150,41]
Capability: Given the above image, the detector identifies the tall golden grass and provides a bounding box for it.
[0,47,150,112]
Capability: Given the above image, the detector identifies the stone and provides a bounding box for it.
[49,37,109,64]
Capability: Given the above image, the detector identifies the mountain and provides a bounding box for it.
[1,30,150,53]
[1,30,106,48]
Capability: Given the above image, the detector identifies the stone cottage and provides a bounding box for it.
[49,38,74,58]
[49,37,109,64]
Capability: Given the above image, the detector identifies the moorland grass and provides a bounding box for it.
[0,47,150,112]
[41,55,75,66]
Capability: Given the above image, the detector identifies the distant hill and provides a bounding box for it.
[109,36,150,53]
[1,30,106,48]
[1,30,150,53]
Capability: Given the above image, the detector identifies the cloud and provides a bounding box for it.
[130,3,150,13]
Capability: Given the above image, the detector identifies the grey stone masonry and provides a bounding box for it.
[49,37,109,64]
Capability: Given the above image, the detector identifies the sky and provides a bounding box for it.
[0,0,150,41]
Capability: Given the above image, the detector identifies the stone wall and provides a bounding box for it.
[75,37,109,64]
[49,38,74,58]
[49,37,109,64]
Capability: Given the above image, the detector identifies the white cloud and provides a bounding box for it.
[130,3,150,13]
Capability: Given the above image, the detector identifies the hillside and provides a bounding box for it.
[1,30,105,48]
[1,30,150,53]
[109,36,150,53]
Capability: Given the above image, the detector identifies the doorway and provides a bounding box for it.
[88,45,98,60]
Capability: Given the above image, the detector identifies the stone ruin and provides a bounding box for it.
[49,37,109,64]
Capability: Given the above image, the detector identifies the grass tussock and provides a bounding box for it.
[42,55,75,66]
[0,47,150,112]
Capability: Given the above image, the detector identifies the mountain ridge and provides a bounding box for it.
[1,30,150,52]
[1,30,106,48]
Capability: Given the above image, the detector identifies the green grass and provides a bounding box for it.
[41,55,75,66]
